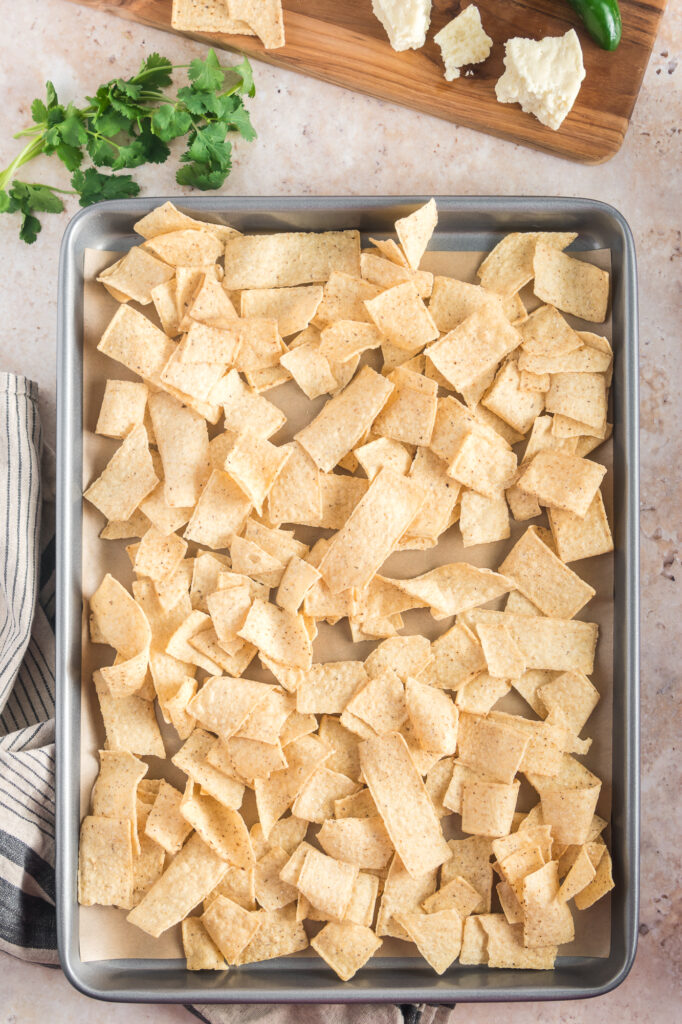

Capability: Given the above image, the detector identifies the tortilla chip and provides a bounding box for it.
[404,677,458,755]
[482,359,545,434]
[239,285,322,337]
[457,713,529,784]
[475,622,526,679]
[463,609,599,674]
[389,563,514,619]
[373,367,438,447]
[480,914,557,969]
[426,305,521,392]
[396,909,462,975]
[499,525,596,621]
[297,847,358,920]
[365,281,438,352]
[223,231,360,290]
[359,732,449,879]
[144,779,193,854]
[95,380,149,441]
[319,320,383,364]
[171,0,254,33]
[459,490,510,548]
[376,853,438,940]
[522,861,575,947]
[516,450,606,518]
[316,816,394,871]
[295,365,394,472]
[91,751,147,857]
[477,231,576,296]
[547,490,613,562]
[423,875,481,918]
[78,816,134,908]
[172,729,245,810]
[127,833,228,937]
[291,767,359,824]
[237,599,311,669]
[360,253,433,300]
[455,672,510,714]
[460,914,489,964]
[98,305,177,386]
[574,848,614,909]
[533,245,609,323]
[341,669,404,736]
[85,424,158,523]
[182,917,227,971]
[461,776,520,837]
[537,670,599,734]
[317,469,424,594]
[181,784,253,868]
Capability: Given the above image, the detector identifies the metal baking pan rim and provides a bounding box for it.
[56,195,639,1003]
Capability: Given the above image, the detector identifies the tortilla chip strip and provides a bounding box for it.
[359,732,450,879]
[318,469,425,594]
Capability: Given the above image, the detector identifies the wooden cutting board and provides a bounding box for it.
[64,0,666,163]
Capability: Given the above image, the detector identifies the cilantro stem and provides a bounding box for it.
[0,135,46,191]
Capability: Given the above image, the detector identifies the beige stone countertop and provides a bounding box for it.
[1,0,680,1020]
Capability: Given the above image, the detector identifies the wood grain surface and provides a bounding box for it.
[63,0,667,163]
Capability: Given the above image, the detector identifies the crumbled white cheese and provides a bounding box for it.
[434,5,493,82]
[372,0,432,52]
[495,29,586,131]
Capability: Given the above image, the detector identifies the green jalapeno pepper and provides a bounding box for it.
[566,0,622,50]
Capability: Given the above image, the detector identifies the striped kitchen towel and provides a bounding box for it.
[0,373,58,964]
[0,372,454,1024]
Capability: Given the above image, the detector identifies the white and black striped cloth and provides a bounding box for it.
[0,372,453,1024]
[0,373,57,964]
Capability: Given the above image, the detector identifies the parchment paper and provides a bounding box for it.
[79,245,613,963]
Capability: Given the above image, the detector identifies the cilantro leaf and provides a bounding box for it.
[19,212,42,244]
[91,108,132,137]
[111,139,148,171]
[10,182,65,214]
[151,104,192,142]
[184,123,232,172]
[31,98,48,124]
[137,126,171,165]
[71,168,140,206]
[60,105,88,147]
[56,141,83,171]
[0,190,10,213]
[175,162,229,191]
[233,57,255,98]
[189,50,224,93]
[136,53,173,90]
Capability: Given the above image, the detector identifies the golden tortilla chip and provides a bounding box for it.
[95,380,149,440]
[365,281,439,352]
[396,909,462,975]
[533,245,609,323]
[78,815,134,908]
[182,917,227,971]
[94,671,166,757]
[171,0,254,34]
[316,816,394,871]
[482,359,545,434]
[127,833,228,937]
[547,490,613,562]
[516,450,606,518]
[295,365,394,473]
[574,848,614,909]
[85,424,158,523]
[477,231,576,296]
[223,231,360,290]
[479,914,557,969]
[144,779,192,854]
[499,525,595,619]
[459,490,510,548]
[426,305,522,392]
[376,853,437,940]
[359,732,450,879]
[461,777,520,838]
[317,469,424,594]
[389,563,514,619]
[297,847,358,920]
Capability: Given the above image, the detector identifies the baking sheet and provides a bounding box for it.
[78,244,613,964]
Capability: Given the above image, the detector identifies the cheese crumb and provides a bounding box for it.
[434,5,493,82]
[495,29,586,131]
[372,0,432,52]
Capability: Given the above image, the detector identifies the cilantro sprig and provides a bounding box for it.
[0,50,256,244]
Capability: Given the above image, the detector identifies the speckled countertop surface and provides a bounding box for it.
[1,0,681,1020]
